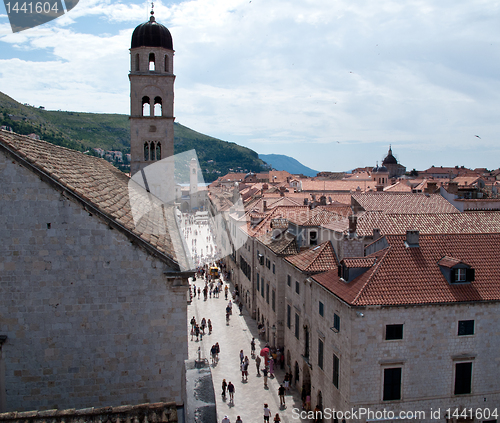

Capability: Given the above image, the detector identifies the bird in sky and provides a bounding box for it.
[474,135,481,139]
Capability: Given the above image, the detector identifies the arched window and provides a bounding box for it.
[135,53,140,71]
[149,52,155,71]
[164,55,169,72]
[144,142,150,161]
[155,142,161,160]
[154,96,162,117]
[142,96,150,116]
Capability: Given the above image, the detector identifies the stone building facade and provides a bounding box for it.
[0,130,190,412]
[304,233,500,422]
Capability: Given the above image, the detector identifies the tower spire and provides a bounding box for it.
[150,2,155,22]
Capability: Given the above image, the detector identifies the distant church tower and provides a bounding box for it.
[129,5,175,176]
[189,157,199,209]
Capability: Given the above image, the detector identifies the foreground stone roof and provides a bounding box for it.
[0,402,178,423]
[0,130,185,269]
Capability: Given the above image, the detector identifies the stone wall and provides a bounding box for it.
[307,282,352,414]
[348,302,500,420]
[0,153,188,411]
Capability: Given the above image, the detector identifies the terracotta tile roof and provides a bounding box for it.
[315,204,353,216]
[321,218,349,233]
[451,176,482,187]
[438,256,465,268]
[313,233,500,306]
[352,192,459,214]
[301,179,376,192]
[248,206,308,236]
[217,172,249,182]
[269,170,293,183]
[0,131,183,269]
[270,218,289,229]
[249,196,303,211]
[342,171,372,180]
[354,210,500,237]
[299,209,348,227]
[285,241,338,274]
[383,181,413,192]
[0,402,178,423]
[342,257,377,268]
[257,231,299,255]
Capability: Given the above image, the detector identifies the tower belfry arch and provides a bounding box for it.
[129,5,175,177]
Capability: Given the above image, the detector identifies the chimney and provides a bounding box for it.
[263,200,267,212]
[405,230,419,247]
[373,228,381,240]
[426,181,437,194]
[376,184,384,192]
[348,215,357,236]
[447,181,458,195]
[303,198,309,206]
[279,186,286,197]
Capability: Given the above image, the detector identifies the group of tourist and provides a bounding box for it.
[189,315,212,341]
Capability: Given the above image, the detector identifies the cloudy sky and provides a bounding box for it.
[1,0,499,172]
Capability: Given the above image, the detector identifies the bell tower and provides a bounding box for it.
[129,5,175,176]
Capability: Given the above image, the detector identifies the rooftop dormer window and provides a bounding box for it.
[455,268,466,283]
[438,256,475,285]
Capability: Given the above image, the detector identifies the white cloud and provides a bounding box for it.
[1,0,500,171]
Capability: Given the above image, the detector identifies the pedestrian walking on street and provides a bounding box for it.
[201,317,206,334]
[269,358,274,377]
[211,344,217,364]
[283,373,289,391]
[255,355,261,376]
[251,337,255,357]
[243,356,249,381]
[194,325,200,341]
[208,319,212,334]
[278,384,286,407]
[190,316,196,330]
[221,379,227,398]
[227,381,235,402]
[221,416,230,423]
[263,367,268,388]
[235,416,243,423]
[215,342,220,359]
[273,413,281,423]
[239,349,244,364]
[263,404,271,422]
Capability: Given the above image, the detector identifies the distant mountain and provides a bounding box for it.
[0,91,267,182]
[259,153,319,177]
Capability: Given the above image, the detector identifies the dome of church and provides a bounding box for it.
[131,12,173,50]
[372,165,388,173]
[382,145,398,165]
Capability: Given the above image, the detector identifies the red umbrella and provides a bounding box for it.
[260,347,270,357]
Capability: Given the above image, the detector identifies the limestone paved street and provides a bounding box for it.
[181,214,307,423]
[187,289,307,423]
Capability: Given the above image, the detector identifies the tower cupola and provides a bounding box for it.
[129,4,175,176]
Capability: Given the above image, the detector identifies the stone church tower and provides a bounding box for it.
[129,7,175,177]
[189,157,199,209]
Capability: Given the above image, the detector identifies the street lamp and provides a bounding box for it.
[271,324,276,348]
